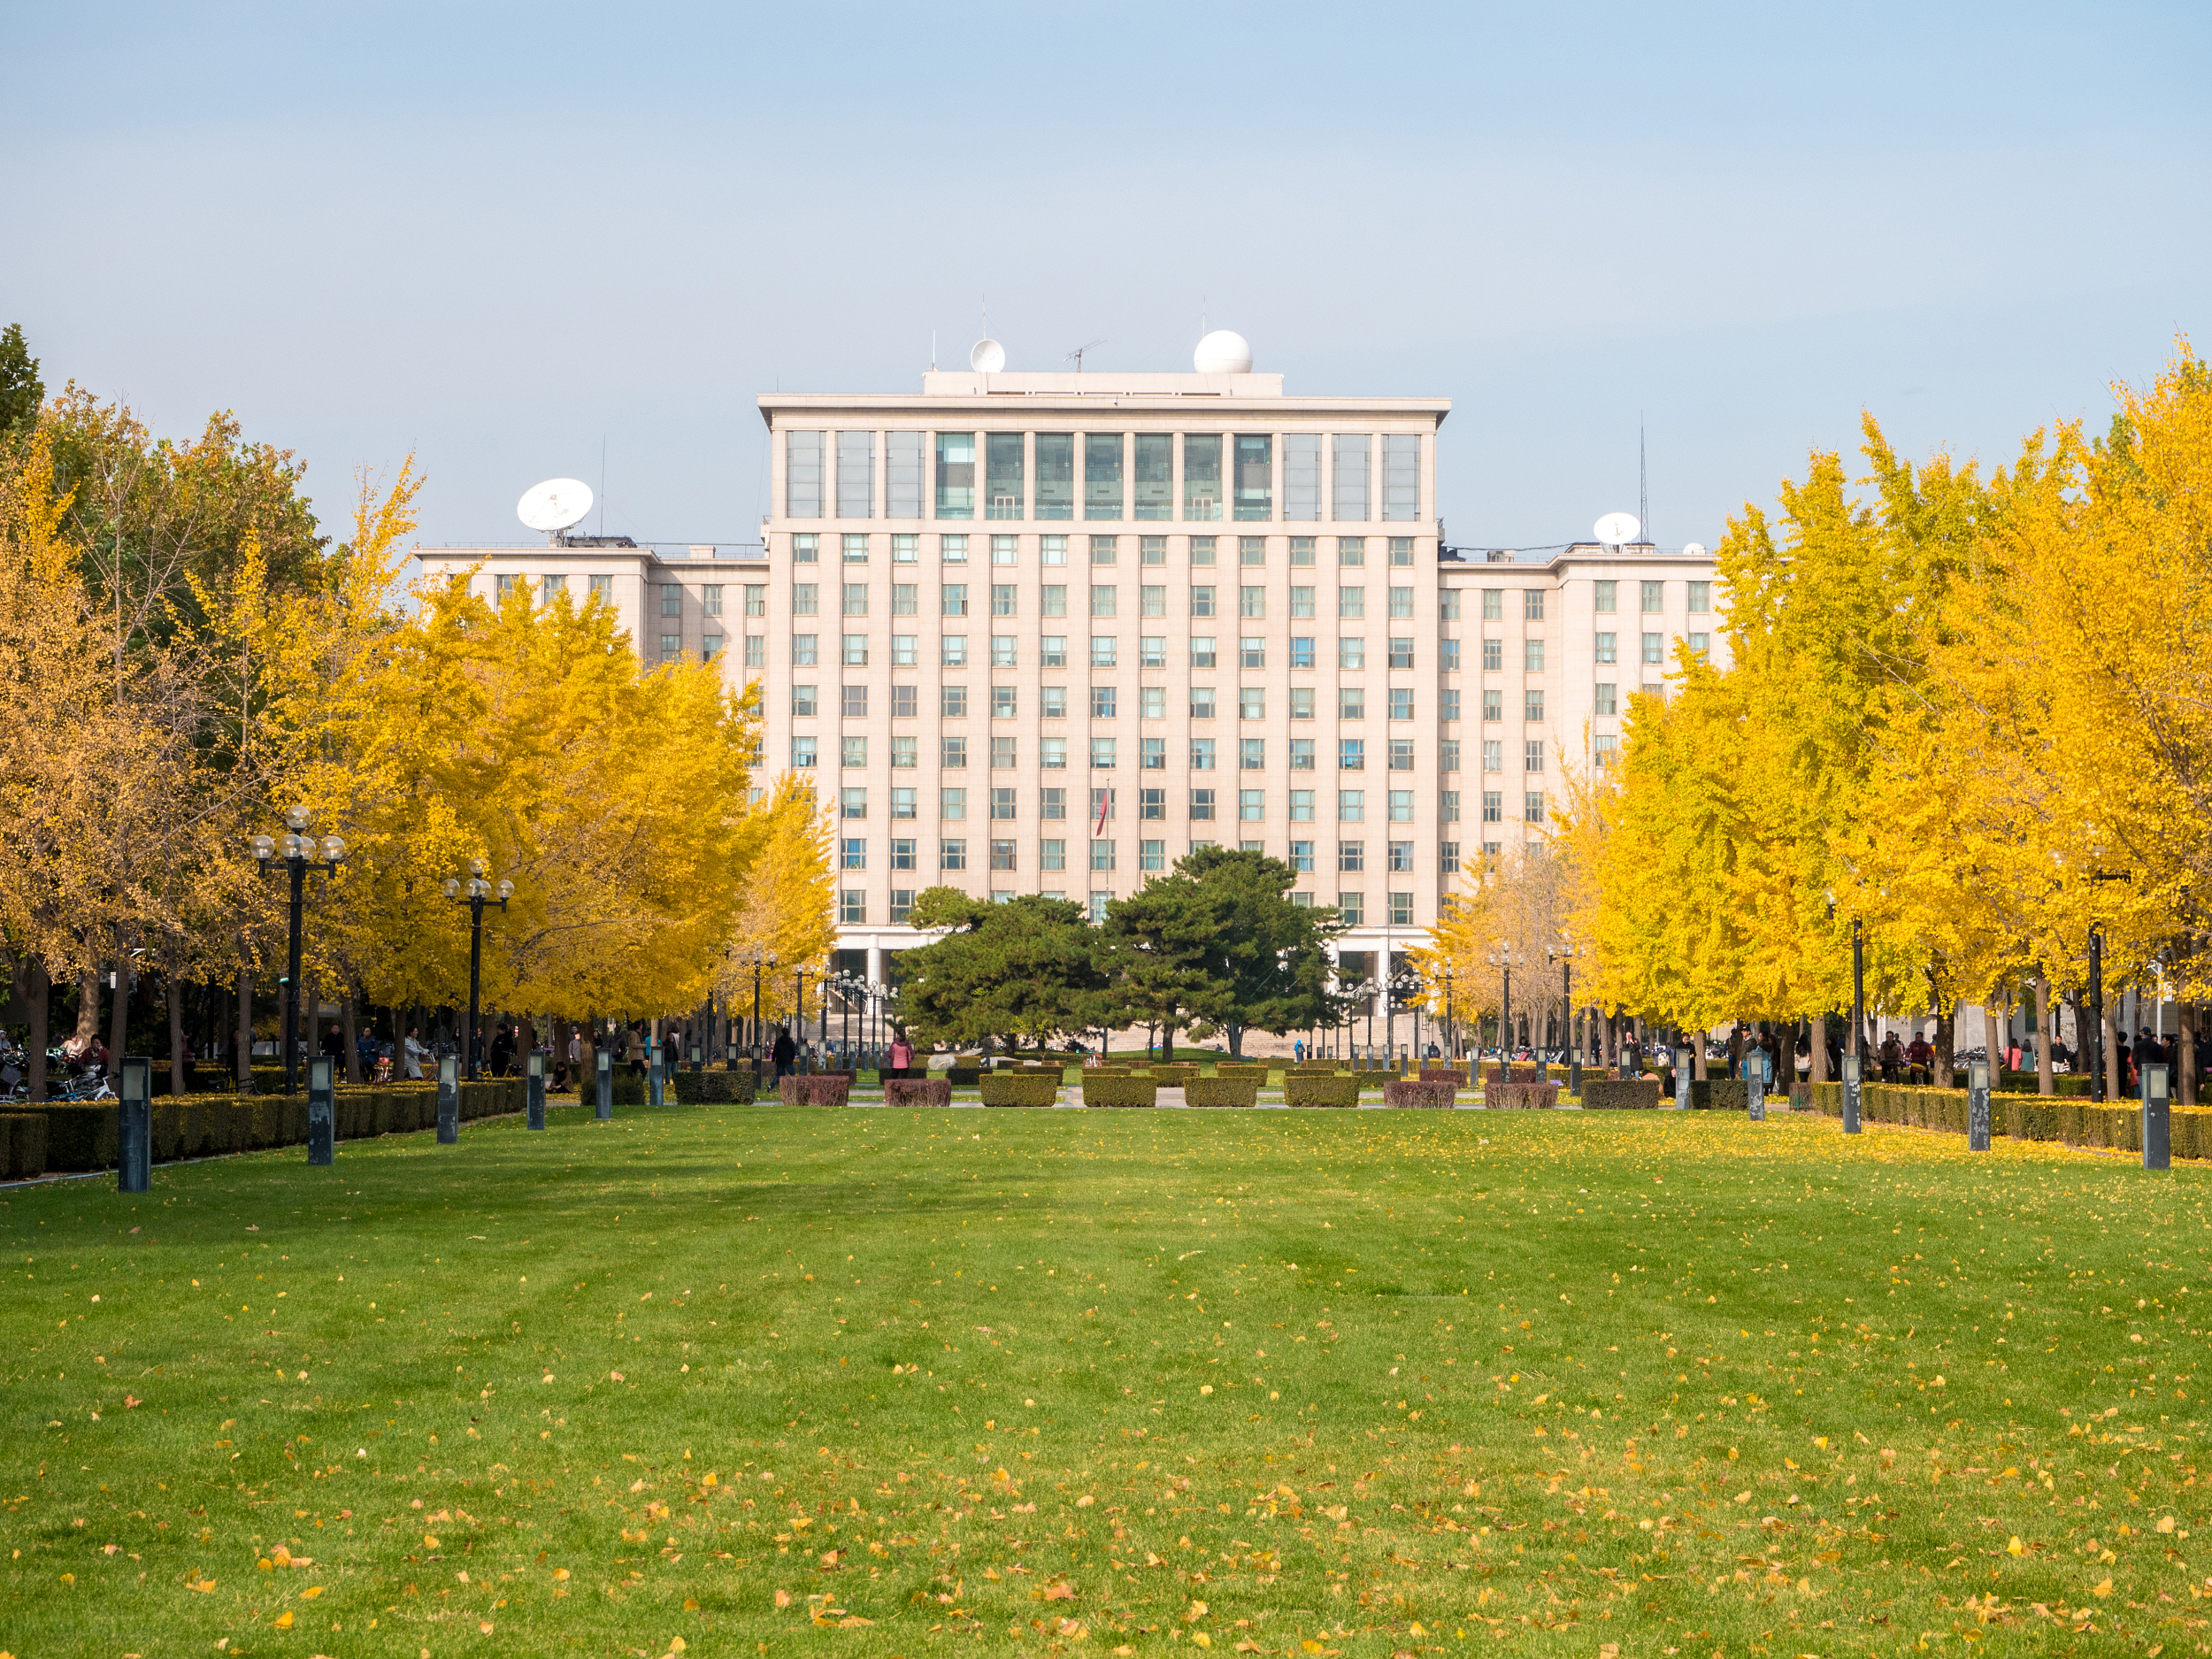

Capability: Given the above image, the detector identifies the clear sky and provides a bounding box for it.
[5,2,2207,556]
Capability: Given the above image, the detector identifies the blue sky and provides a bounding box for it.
[4,2,2207,555]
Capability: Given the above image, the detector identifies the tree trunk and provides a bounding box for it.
[2104,993,2122,1100]
[2182,1001,2199,1105]
[28,956,48,1103]
[1931,982,1955,1086]
[2036,976,2054,1096]
[76,965,100,1044]
[343,985,362,1085]
[167,976,188,1101]
[1810,1012,1830,1084]
[1984,995,2002,1089]
[107,952,130,1079]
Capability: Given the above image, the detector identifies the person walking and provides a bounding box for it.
[887,1031,913,1079]
[402,1026,429,1080]
[772,1026,797,1079]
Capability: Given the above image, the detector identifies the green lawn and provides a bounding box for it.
[3,1105,2207,1659]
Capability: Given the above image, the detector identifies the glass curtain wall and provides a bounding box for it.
[1332,434,1371,521]
[1036,434,1074,519]
[786,430,825,518]
[1381,434,1420,521]
[835,431,874,518]
[887,433,925,518]
[1284,434,1322,521]
[985,433,1025,519]
[935,432,975,519]
[1233,434,1272,520]
[1133,434,1173,520]
[1085,434,1125,519]
[1182,435,1223,520]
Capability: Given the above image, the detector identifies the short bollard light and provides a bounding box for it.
[438,1053,459,1145]
[307,1056,335,1166]
[119,1056,152,1194]
[1841,1052,1863,1134]
[649,1040,664,1108]
[526,1049,546,1131]
[2143,1063,2171,1171]
[1674,1048,1692,1111]
[596,1047,613,1120]
[1968,1061,1992,1152]
[688,1042,703,1074]
[1747,1052,1766,1122]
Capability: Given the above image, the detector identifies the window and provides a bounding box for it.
[934,432,974,518]
[891,734,918,768]
[1481,588,1502,620]
[1232,434,1272,520]
[1440,688,1461,722]
[1388,637,1414,669]
[1388,790,1414,822]
[1139,788,1166,821]
[1389,536,1416,568]
[1525,791,1546,824]
[1339,585,1365,619]
[1139,534,1167,565]
[791,736,818,768]
[1388,737,1414,771]
[793,534,819,564]
[888,887,915,923]
[936,685,967,721]
[1339,687,1364,721]
[839,887,866,924]
[1594,630,1619,666]
[987,838,1017,872]
[1089,787,1115,823]
[1087,891,1110,923]
[839,581,867,617]
[1290,687,1315,719]
[1041,787,1067,821]
[1134,838,1164,872]
[744,634,766,669]
[1240,636,1265,668]
[989,582,1016,618]
[1190,737,1216,771]
[1189,635,1217,668]
[892,787,918,819]
[1479,637,1502,672]
[1641,632,1663,664]
[1483,790,1502,823]
[1041,736,1067,770]
[1289,738,1315,770]
[1525,688,1544,722]
[1141,736,1166,770]
[1041,534,1067,565]
[1189,687,1217,718]
[1240,737,1265,770]
[887,581,917,617]
[1337,891,1364,926]
[1338,841,1364,872]
[1127,581,1160,618]
[1388,585,1414,619]
[1133,433,1172,520]
[1525,590,1545,622]
[1239,687,1264,720]
[650,584,679,618]
[1034,433,1074,519]
[1140,635,1166,667]
[1189,534,1216,566]
[842,533,870,564]
[1090,583,1117,618]
[1525,739,1544,772]
[892,532,918,564]
[941,786,967,819]
[591,573,616,605]
[989,634,1017,667]
[1183,434,1223,519]
[1439,841,1460,873]
[941,838,968,870]
[1387,840,1416,874]
[1136,685,1164,720]
[1441,589,1461,619]
[1482,740,1502,772]
[792,684,819,718]
[1041,837,1067,871]
[1381,434,1420,521]
[1090,839,1117,872]
[1442,790,1461,823]
[1290,790,1315,821]
[1033,582,1066,619]
[1525,638,1545,672]
[1594,733,1620,768]
[941,635,968,666]
[841,735,867,769]
[1641,580,1663,613]
[1189,788,1216,820]
[791,583,818,616]
[1688,580,1711,613]
[937,582,966,618]
[1440,738,1460,771]
[942,735,968,770]
[1189,584,1216,617]
[792,634,818,665]
[1332,434,1371,521]
[1090,685,1117,719]
[1387,891,1414,926]
[1688,632,1710,658]
[941,534,968,563]
[1285,434,1322,521]
[841,838,866,872]
[659,634,680,661]
[985,432,1025,519]
[991,738,1017,772]
[889,634,918,666]
[538,573,567,606]
[842,634,868,666]
[1090,736,1117,768]
[1339,637,1364,670]
[841,787,866,820]
[786,430,825,518]
[887,432,924,518]
[1338,789,1364,822]
[1085,434,1124,519]
[1289,585,1316,620]
[1290,636,1316,670]
[1240,535,1266,566]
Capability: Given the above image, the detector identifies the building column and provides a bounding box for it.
[866,943,883,987]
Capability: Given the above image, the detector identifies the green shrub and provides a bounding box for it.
[885,1079,951,1108]
[779,1075,851,1107]
[1582,1079,1661,1110]
[1383,1079,1455,1109]
[980,1074,1059,1107]
[36,1103,119,1171]
[0,1112,50,1179]
[1686,1079,1748,1112]
[1081,1076,1159,1109]
[1284,1074,1359,1109]
[1184,1077,1259,1109]
[673,1070,756,1105]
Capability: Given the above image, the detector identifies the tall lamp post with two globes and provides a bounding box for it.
[443,861,511,1079]
[251,809,346,1095]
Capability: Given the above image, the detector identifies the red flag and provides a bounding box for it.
[1094,789,1111,834]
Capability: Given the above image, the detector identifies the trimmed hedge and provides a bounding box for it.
[1487,1081,1559,1110]
[1284,1074,1359,1109]
[885,1078,952,1108]
[1185,1077,1260,1109]
[945,1067,984,1089]
[780,1075,852,1107]
[1081,1076,1159,1109]
[980,1074,1060,1108]
[672,1070,758,1105]
[34,1102,119,1171]
[1419,1065,1467,1085]
[1,1112,50,1179]
[1687,1079,1749,1112]
[1582,1079,1662,1110]
[1383,1079,1455,1110]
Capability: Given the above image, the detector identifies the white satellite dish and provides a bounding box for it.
[970,338,1006,373]
[1594,511,1640,548]
[1193,329,1253,374]
[1681,541,1708,560]
[518,478,594,534]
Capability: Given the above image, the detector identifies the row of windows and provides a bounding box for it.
[789,580,1430,621]
[793,532,1422,567]
[787,431,1422,524]
[792,683,1630,724]
[841,836,1453,874]
[820,785,1510,823]
[803,737,1560,777]
[841,886,1426,928]
[787,634,1448,671]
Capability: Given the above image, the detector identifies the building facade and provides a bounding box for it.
[420,350,1724,1001]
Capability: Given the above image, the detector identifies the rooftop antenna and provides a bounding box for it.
[1639,419,1648,548]
[599,434,607,535]
[931,329,937,371]
[518,478,594,546]
[1066,338,1106,373]
[970,296,1006,375]
[1594,511,1640,551]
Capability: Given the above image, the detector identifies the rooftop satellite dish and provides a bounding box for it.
[518,478,594,535]
[970,338,1006,373]
[1594,511,1640,548]
[1681,541,1708,560]
[1194,328,1253,373]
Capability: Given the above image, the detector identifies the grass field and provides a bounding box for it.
[3,1103,2208,1659]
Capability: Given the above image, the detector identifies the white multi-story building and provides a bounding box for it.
[419,336,1724,1002]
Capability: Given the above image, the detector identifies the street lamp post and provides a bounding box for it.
[1486,946,1516,1063]
[734,949,776,1094]
[1551,939,1580,1098]
[251,808,346,1094]
[2087,926,2107,1105]
[1851,916,1867,1074]
[442,861,511,1080]
[795,968,810,1074]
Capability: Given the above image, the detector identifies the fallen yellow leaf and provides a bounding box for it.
[273,1612,294,1631]
[300,1586,323,1598]
[2093,1578,2114,1599]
